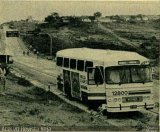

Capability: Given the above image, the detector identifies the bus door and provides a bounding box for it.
[71,72,81,99]
[87,66,106,103]
[63,70,71,96]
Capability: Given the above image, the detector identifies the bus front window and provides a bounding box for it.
[105,66,152,84]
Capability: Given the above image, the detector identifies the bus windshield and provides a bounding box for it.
[105,66,152,84]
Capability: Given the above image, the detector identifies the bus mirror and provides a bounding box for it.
[9,60,13,64]
[149,60,156,67]
[141,61,150,65]
[9,57,13,64]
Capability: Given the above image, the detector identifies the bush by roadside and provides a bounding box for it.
[17,77,32,87]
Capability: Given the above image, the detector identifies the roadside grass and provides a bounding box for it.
[17,77,32,87]
[7,73,32,87]
[7,73,85,113]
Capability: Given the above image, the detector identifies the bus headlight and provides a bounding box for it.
[118,98,121,102]
[108,99,112,102]
[114,98,117,102]
[108,98,121,102]
[113,98,121,102]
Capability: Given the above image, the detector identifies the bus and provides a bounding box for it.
[0,54,13,75]
[56,48,154,112]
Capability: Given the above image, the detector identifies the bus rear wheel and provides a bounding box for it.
[64,82,72,100]
[81,92,88,105]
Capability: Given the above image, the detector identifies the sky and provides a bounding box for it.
[0,0,160,23]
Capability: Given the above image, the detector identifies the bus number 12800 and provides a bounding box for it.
[112,91,128,96]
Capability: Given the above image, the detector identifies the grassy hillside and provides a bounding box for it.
[21,23,134,55]
[101,20,160,59]
[18,18,159,61]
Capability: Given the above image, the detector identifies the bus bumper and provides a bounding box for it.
[103,104,154,112]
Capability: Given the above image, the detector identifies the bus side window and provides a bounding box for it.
[70,59,76,69]
[56,57,63,66]
[64,58,69,68]
[85,61,93,72]
[77,60,84,71]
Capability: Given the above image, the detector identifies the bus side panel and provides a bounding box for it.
[71,72,81,99]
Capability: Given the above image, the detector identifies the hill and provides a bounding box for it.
[6,15,160,61]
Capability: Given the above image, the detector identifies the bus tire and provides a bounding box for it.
[64,81,72,100]
[81,92,88,104]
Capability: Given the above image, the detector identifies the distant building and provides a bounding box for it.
[98,17,112,23]
[109,15,126,23]
[26,16,33,22]
[61,17,70,23]
[147,15,160,20]
[127,15,149,22]
[82,17,92,23]
[142,16,149,21]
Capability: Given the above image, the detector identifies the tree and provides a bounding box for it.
[130,15,136,20]
[94,12,102,18]
[137,14,143,20]
[88,16,95,23]
[44,12,64,28]
[44,15,55,23]
[110,15,125,23]
[68,16,82,27]
[51,12,59,18]
[128,15,137,24]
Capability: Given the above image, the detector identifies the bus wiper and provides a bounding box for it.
[137,72,145,84]
[119,73,126,85]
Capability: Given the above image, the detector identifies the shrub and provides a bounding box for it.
[29,108,40,115]
[135,121,144,131]
[17,77,32,87]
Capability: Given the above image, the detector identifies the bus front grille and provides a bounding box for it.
[128,90,151,95]
[122,96,143,103]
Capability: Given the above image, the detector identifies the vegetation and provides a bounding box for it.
[7,12,159,63]
[17,77,32,87]
[140,36,159,59]
[94,12,102,18]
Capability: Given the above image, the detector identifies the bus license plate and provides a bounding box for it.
[130,105,137,109]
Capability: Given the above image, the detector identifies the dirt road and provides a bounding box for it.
[98,23,139,49]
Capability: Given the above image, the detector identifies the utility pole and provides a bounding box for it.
[49,34,52,57]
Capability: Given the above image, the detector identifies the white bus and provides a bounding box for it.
[56,48,154,112]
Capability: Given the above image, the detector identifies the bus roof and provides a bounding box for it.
[56,48,148,66]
